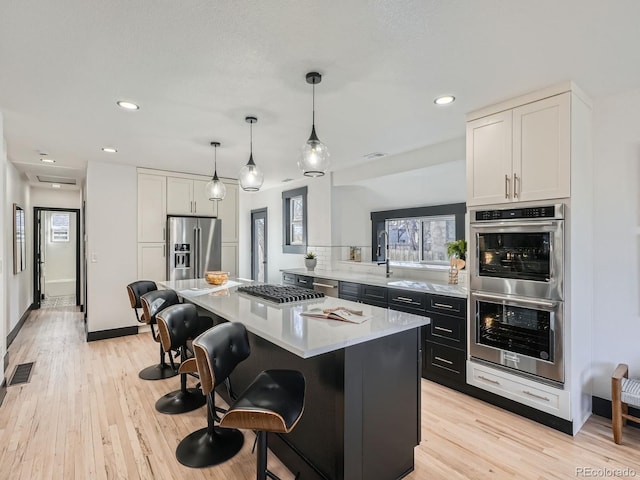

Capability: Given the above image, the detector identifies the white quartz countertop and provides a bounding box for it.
[280,268,468,298]
[158,278,429,359]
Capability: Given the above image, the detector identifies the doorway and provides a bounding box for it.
[251,208,267,282]
[33,207,81,309]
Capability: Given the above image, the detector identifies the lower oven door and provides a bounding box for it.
[469,292,564,385]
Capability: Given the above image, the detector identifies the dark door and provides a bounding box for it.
[33,207,81,309]
[34,209,43,309]
[251,208,267,282]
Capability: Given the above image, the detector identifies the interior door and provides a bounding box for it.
[251,209,267,282]
[34,209,43,308]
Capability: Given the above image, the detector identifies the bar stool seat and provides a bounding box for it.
[220,370,305,480]
[155,303,207,414]
[176,322,251,468]
[127,281,178,381]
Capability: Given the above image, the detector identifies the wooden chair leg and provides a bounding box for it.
[612,363,628,444]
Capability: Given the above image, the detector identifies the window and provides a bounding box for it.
[371,203,465,265]
[282,186,307,254]
[51,213,70,242]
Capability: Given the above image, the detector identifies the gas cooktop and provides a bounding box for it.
[237,284,325,304]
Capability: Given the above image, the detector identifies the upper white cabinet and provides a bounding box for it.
[137,168,239,280]
[137,173,166,242]
[167,176,217,216]
[218,181,239,243]
[467,91,571,206]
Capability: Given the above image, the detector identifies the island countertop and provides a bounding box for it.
[159,278,429,359]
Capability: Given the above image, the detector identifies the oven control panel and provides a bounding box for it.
[474,205,561,221]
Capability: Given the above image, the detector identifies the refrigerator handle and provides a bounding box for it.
[193,227,198,277]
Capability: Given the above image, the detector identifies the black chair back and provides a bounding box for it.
[141,289,180,326]
[193,323,250,395]
[127,280,157,309]
[156,303,201,352]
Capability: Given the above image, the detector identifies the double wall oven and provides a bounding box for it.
[469,204,565,385]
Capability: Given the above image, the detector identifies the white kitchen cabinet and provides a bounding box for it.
[221,243,238,278]
[217,181,239,243]
[137,242,166,281]
[466,92,570,206]
[467,361,571,420]
[137,173,166,243]
[167,177,217,216]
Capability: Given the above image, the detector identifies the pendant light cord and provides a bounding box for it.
[312,82,315,126]
[250,121,253,155]
[214,144,217,172]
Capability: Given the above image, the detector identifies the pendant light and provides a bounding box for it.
[205,141,226,201]
[239,116,264,192]
[299,71,330,177]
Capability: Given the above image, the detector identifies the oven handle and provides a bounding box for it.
[471,292,557,309]
[470,221,558,229]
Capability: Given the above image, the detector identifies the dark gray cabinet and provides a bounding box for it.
[282,273,313,289]
[423,294,467,388]
[339,282,388,307]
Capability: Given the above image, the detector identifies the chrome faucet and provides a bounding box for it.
[377,230,392,278]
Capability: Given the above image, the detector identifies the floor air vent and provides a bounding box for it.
[9,362,34,385]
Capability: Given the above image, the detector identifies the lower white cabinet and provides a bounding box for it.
[467,361,571,420]
[137,243,166,281]
[221,243,238,278]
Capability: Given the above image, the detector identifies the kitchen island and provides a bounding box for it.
[160,278,429,480]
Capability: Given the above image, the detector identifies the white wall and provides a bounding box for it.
[31,187,81,209]
[332,160,466,248]
[238,175,333,282]
[85,160,137,333]
[4,160,32,336]
[591,88,640,399]
[0,116,7,380]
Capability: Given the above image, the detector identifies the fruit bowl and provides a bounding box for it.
[204,271,228,285]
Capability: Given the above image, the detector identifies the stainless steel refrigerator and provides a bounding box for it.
[167,216,222,281]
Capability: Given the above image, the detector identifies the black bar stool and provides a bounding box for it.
[220,370,305,480]
[139,289,181,380]
[176,322,251,468]
[127,281,178,380]
[155,304,207,414]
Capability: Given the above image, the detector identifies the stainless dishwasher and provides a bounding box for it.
[312,277,339,298]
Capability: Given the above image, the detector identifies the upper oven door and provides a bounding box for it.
[470,219,564,300]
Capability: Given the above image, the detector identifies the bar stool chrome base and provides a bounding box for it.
[155,388,206,414]
[138,363,178,381]
[176,426,244,468]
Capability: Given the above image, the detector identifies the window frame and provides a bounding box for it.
[370,203,466,263]
[282,186,308,254]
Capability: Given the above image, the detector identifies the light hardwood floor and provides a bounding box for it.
[1,307,639,479]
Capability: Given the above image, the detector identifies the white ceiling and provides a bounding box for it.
[1,0,639,191]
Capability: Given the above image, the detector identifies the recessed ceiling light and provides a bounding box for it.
[40,158,56,163]
[282,178,294,183]
[434,95,455,105]
[117,100,140,110]
[102,147,117,153]
[51,184,61,189]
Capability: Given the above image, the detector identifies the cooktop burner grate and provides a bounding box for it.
[237,285,325,304]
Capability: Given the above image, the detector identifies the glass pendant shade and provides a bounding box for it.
[300,71,330,177]
[299,125,330,177]
[207,141,226,201]
[206,172,226,201]
[239,154,264,192]
[240,116,264,192]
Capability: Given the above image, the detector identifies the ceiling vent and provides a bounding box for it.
[36,175,77,185]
